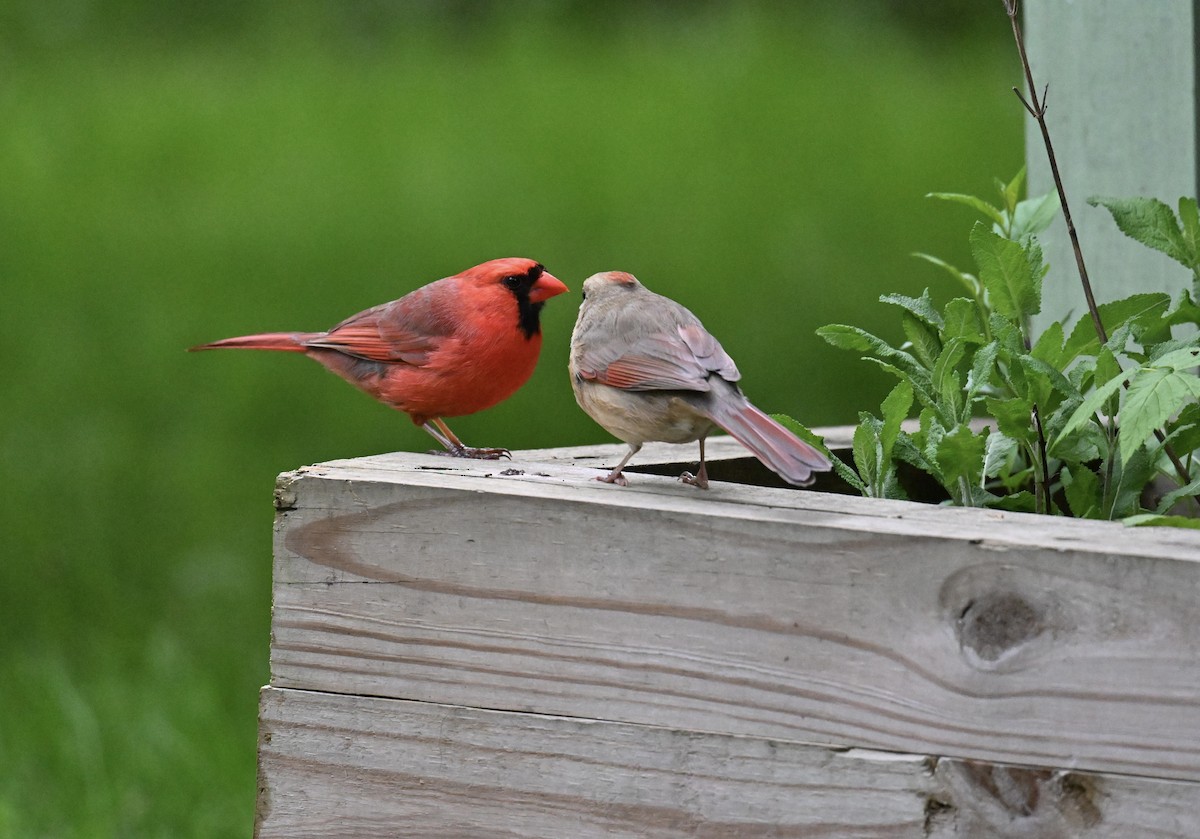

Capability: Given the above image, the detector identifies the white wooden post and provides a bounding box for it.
[1024,0,1198,329]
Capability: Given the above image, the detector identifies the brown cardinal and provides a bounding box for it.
[191,257,568,458]
[569,271,830,488]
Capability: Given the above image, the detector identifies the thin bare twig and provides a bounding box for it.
[1005,2,1107,342]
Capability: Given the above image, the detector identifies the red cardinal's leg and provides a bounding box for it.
[422,418,511,460]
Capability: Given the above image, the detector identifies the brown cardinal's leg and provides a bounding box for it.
[598,443,641,486]
[423,418,511,460]
[680,437,710,489]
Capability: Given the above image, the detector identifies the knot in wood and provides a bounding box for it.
[956,591,1044,664]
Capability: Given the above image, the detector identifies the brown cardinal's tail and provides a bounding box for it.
[189,332,317,352]
[702,389,831,487]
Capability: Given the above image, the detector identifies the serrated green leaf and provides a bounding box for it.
[1061,293,1170,361]
[1003,168,1025,212]
[878,467,908,501]
[1161,422,1200,458]
[966,341,999,403]
[931,337,967,424]
[879,380,914,461]
[817,324,920,373]
[1094,346,1122,387]
[1044,393,1103,462]
[1148,344,1200,371]
[1109,443,1156,518]
[928,191,1006,226]
[1023,236,1049,284]
[986,396,1035,443]
[1031,320,1064,369]
[1179,197,1200,254]
[1062,465,1103,519]
[1166,289,1200,328]
[817,323,892,354]
[852,419,881,493]
[981,431,1018,480]
[892,430,937,479]
[1118,367,1200,464]
[1007,191,1059,240]
[1089,196,1195,267]
[1050,428,1105,465]
[1104,322,1138,358]
[942,297,986,344]
[1067,356,1093,390]
[1057,368,1137,443]
[1006,350,1077,408]
[882,289,943,327]
[989,312,1026,355]
[1123,513,1200,529]
[920,407,947,471]
[971,222,1042,322]
[1013,353,1079,403]
[936,424,987,488]
[1147,338,1200,366]
[1165,403,1200,456]
[901,313,941,369]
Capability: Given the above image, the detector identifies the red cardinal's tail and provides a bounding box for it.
[703,390,831,487]
[189,332,316,353]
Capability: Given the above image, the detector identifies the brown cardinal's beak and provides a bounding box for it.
[528,271,569,303]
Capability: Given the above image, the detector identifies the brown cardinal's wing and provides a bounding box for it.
[305,284,457,366]
[677,323,740,383]
[579,324,742,393]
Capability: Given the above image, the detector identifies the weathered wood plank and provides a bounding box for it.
[269,446,1200,782]
[255,686,1200,839]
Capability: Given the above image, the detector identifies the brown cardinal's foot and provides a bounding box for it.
[429,447,512,460]
[680,457,710,489]
[596,470,629,487]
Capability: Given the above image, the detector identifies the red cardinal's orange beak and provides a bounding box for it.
[528,271,569,303]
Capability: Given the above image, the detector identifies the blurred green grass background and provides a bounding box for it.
[0,1,1020,835]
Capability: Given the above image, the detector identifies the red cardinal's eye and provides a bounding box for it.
[503,276,521,290]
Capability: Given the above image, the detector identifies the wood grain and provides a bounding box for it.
[268,444,1200,782]
[255,686,1200,839]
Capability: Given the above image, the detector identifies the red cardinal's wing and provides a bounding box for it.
[306,285,457,366]
[579,324,741,393]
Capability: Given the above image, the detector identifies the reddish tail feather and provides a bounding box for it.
[704,396,830,487]
[189,332,317,353]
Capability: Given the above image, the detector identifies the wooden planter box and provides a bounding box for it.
[254,431,1200,838]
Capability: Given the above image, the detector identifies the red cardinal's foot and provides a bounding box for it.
[429,447,512,460]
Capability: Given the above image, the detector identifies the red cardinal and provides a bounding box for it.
[569,271,830,488]
[191,257,568,458]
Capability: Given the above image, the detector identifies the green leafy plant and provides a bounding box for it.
[784,0,1200,526]
[786,175,1200,525]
